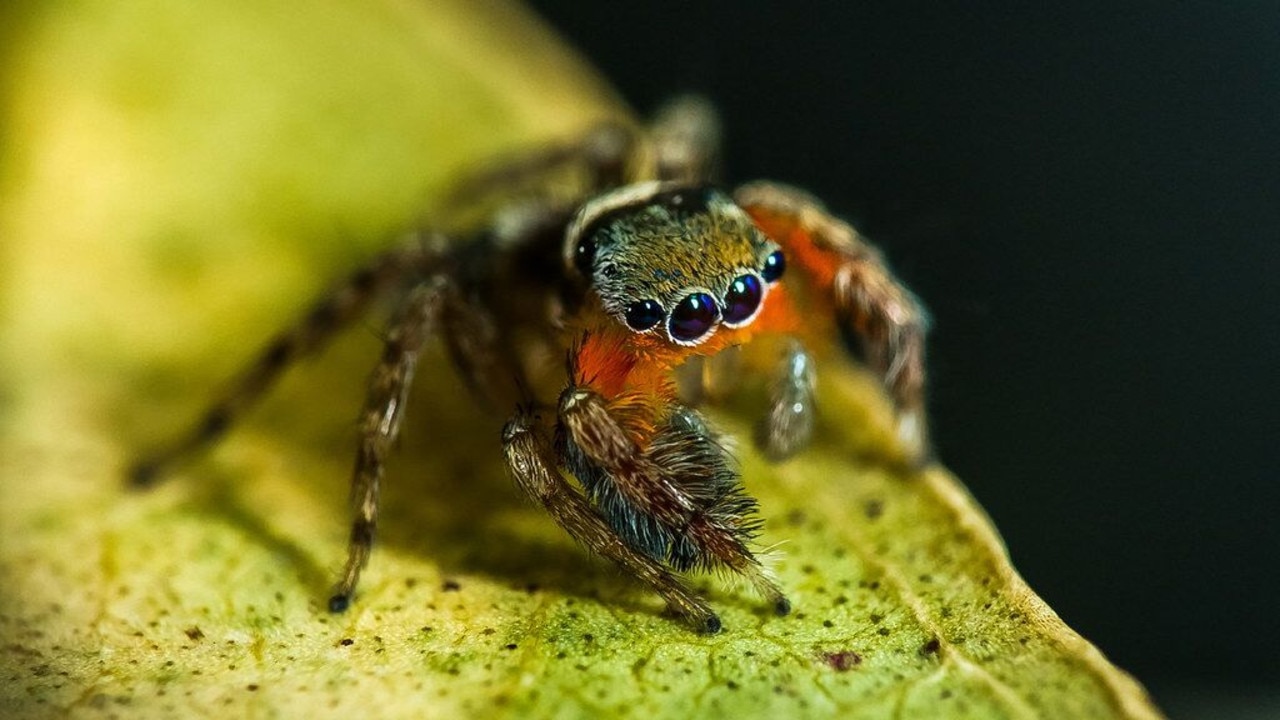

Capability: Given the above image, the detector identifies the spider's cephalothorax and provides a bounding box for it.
[132,98,931,633]
[568,183,782,346]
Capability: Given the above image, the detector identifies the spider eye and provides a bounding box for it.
[624,299,664,331]
[574,238,597,276]
[762,250,786,282]
[668,292,719,343]
[722,273,764,326]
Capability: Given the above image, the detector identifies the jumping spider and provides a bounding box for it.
[132,98,930,633]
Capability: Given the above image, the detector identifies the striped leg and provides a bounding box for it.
[557,387,789,616]
[130,238,442,486]
[443,121,637,209]
[735,182,931,463]
[501,406,722,633]
[328,277,448,612]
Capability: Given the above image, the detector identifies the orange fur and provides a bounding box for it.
[744,208,842,298]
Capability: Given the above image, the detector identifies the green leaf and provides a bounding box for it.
[0,1,1163,718]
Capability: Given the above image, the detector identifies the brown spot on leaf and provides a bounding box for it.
[184,626,204,641]
[821,650,862,671]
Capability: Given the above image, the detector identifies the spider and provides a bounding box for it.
[131,98,930,633]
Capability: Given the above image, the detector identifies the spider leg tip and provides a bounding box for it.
[700,613,723,634]
[328,594,351,613]
[774,597,792,617]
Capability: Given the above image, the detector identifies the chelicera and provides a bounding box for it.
[132,98,930,633]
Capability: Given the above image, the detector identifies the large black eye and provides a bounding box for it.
[668,292,719,343]
[722,273,763,326]
[624,299,664,331]
[574,238,597,276]
[762,250,786,282]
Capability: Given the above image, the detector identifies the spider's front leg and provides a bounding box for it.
[736,182,931,463]
[328,277,449,612]
[500,407,722,633]
[546,340,790,623]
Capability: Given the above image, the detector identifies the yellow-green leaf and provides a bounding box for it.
[0,1,1163,718]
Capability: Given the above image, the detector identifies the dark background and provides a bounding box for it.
[529,1,1279,714]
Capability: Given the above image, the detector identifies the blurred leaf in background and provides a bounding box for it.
[0,1,1162,718]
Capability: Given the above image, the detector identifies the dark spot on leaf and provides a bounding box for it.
[340,638,353,647]
[877,628,890,636]
[787,509,806,526]
[864,499,884,519]
[183,627,204,641]
[504,644,517,650]
[921,638,941,656]
[442,580,461,592]
[822,650,862,671]
[246,684,258,692]
[822,620,834,628]
[869,613,883,624]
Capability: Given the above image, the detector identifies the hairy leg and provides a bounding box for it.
[501,406,721,632]
[735,182,931,462]
[443,121,637,211]
[328,277,448,612]
[557,386,789,614]
[649,95,722,184]
[756,340,818,461]
[130,238,442,486]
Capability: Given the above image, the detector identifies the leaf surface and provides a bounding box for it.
[0,2,1162,718]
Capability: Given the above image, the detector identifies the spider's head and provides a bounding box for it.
[566,182,785,347]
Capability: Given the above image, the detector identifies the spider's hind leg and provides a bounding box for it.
[650,95,722,184]
[129,238,440,487]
